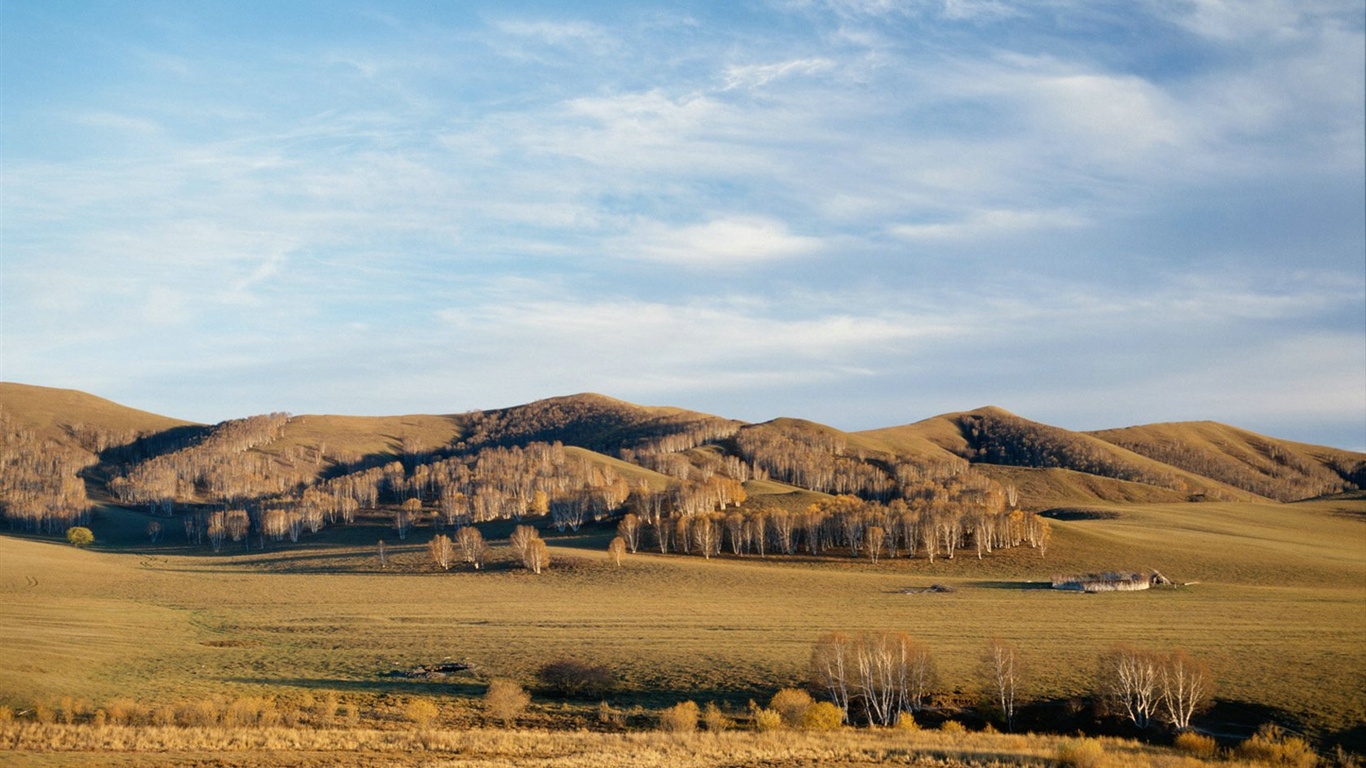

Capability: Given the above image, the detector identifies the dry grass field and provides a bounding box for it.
[0,722,1287,768]
[2,496,1363,768]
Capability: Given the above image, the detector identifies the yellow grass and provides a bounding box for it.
[0,722,1254,768]
[1,498,1362,749]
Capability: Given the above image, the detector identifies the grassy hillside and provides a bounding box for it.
[861,407,1267,504]
[460,393,740,453]
[0,382,194,447]
[268,413,467,465]
[1090,421,1366,501]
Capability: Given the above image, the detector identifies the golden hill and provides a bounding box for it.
[859,406,1265,503]
[1,383,1361,511]
[1088,421,1366,502]
[0,381,193,449]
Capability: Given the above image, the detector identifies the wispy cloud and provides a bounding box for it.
[0,1,1360,445]
[722,58,836,90]
[615,216,824,266]
[890,208,1088,241]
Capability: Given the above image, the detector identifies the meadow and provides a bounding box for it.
[1,496,1362,765]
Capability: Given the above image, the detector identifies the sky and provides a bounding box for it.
[1,1,1363,450]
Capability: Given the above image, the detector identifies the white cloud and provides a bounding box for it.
[617,216,824,266]
[890,207,1088,241]
[722,58,836,90]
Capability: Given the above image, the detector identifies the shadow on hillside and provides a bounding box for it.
[972,580,1053,590]
[219,677,765,710]
[222,677,487,698]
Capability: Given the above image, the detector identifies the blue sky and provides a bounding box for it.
[2,0,1363,449]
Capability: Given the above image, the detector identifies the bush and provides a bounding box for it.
[405,697,439,729]
[1238,724,1319,768]
[537,658,614,699]
[751,707,783,732]
[1058,738,1106,768]
[940,719,967,735]
[659,701,700,733]
[483,679,530,726]
[703,702,731,732]
[596,701,623,726]
[66,526,94,548]
[1174,731,1218,759]
[892,712,919,731]
[802,701,844,731]
[769,688,813,728]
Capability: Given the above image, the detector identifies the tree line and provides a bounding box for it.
[0,409,93,533]
[610,477,1049,562]
[808,632,1212,734]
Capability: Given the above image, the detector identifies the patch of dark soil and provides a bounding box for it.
[382,662,471,680]
[1040,507,1120,521]
[899,584,957,594]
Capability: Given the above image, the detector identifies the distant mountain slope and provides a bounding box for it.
[860,406,1263,502]
[1088,421,1366,502]
[2,383,1361,525]
[269,413,467,466]
[459,393,742,454]
[0,382,194,451]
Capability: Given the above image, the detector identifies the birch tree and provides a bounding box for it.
[1159,650,1213,731]
[982,638,1021,731]
[456,526,487,570]
[1100,644,1161,729]
[428,533,455,570]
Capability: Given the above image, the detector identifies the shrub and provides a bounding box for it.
[802,701,844,731]
[751,707,783,732]
[0,705,12,724]
[405,697,439,729]
[537,658,614,699]
[1174,731,1218,759]
[659,701,700,733]
[315,691,340,727]
[703,702,731,732]
[769,688,813,728]
[66,526,94,548]
[892,712,919,732]
[1058,738,1106,768]
[483,679,530,726]
[1238,724,1319,768]
[596,701,623,726]
[107,698,140,726]
[940,719,967,735]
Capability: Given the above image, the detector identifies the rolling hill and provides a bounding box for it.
[2,382,1362,541]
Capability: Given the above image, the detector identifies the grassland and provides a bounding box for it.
[3,496,1363,760]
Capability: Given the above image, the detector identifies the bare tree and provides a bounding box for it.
[397,498,423,540]
[617,513,642,553]
[1099,644,1161,729]
[524,538,550,574]
[866,525,886,564]
[608,536,626,567]
[1159,650,1213,731]
[456,526,487,570]
[811,632,852,722]
[428,533,455,571]
[982,638,1022,731]
[509,524,537,561]
[693,513,721,560]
